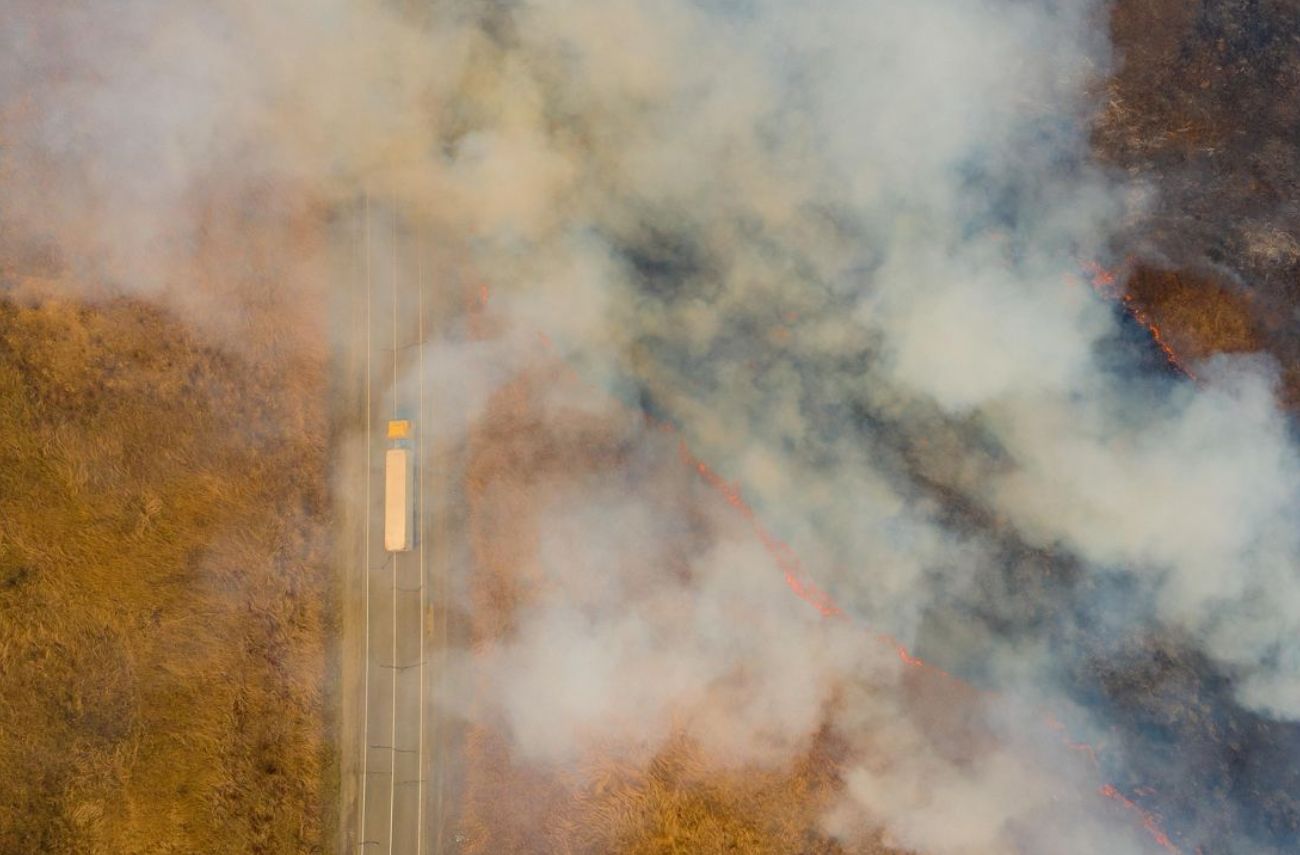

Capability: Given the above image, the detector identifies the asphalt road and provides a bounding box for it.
[337,195,463,855]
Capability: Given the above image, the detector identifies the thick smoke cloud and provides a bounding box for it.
[4,0,1298,851]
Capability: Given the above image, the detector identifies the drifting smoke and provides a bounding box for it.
[4,0,1299,852]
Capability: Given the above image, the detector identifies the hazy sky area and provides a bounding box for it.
[3,1,1298,852]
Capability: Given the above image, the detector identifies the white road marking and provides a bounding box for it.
[416,214,426,855]
[388,206,399,855]
[360,191,373,849]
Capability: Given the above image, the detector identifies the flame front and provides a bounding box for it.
[1083,260,1195,381]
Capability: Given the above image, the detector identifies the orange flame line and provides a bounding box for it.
[1081,260,1195,381]
[675,440,844,617]
[1099,784,1178,852]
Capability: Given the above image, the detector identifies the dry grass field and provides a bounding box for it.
[2,3,1297,852]
[0,283,334,855]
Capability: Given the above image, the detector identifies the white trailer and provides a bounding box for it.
[384,421,415,552]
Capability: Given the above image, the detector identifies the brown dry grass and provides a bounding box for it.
[1123,264,1262,361]
[0,286,334,855]
[569,731,860,855]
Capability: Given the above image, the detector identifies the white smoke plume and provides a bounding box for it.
[3,0,1297,851]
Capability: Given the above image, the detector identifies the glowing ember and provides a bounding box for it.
[1043,712,1100,766]
[896,645,925,668]
[1083,259,1117,290]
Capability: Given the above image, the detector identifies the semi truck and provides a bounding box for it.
[384,419,415,552]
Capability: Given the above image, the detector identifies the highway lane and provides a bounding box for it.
[337,195,463,855]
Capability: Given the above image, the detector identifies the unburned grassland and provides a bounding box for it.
[0,290,334,855]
